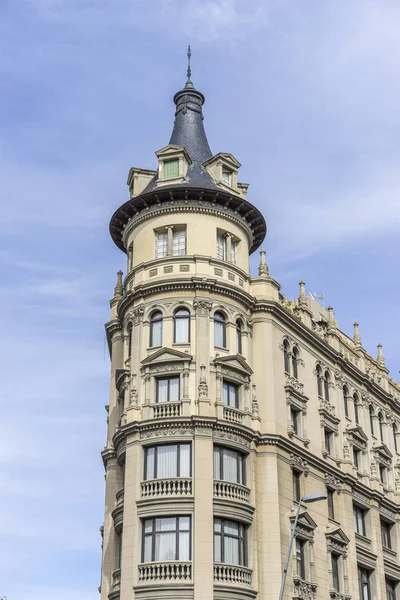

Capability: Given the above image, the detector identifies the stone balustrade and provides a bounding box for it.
[152,401,181,419]
[213,480,250,503]
[115,488,124,507]
[214,563,252,586]
[111,568,121,590]
[223,406,243,424]
[141,478,192,498]
[138,561,192,582]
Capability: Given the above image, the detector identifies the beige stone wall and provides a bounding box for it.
[101,200,400,600]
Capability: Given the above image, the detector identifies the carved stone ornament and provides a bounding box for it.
[198,364,208,399]
[285,373,305,396]
[325,473,342,493]
[251,384,259,416]
[290,453,309,476]
[193,299,213,316]
[132,305,145,325]
[293,578,317,600]
[312,318,328,339]
[221,366,249,384]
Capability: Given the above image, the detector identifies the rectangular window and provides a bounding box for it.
[295,538,306,580]
[164,159,179,180]
[214,518,247,566]
[156,376,180,403]
[293,470,301,502]
[172,229,186,256]
[214,446,246,485]
[145,444,191,480]
[222,381,239,408]
[381,520,392,549]
[156,231,168,258]
[354,448,361,471]
[216,234,227,260]
[358,567,371,600]
[142,516,190,562]
[325,428,333,455]
[354,505,367,537]
[222,169,232,186]
[231,241,238,264]
[291,407,300,435]
[327,489,335,520]
[117,532,123,568]
[332,552,340,591]
[379,465,387,486]
[387,580,397,600]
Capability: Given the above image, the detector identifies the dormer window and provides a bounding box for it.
[222,169,232,186]
[164,159,179,180]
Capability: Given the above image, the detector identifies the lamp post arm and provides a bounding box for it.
[278,499,303,600]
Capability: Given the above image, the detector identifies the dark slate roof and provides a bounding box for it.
[141,80,219,194]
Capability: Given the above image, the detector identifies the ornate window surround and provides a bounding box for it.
[286,374,309,447]
[325,527,351,600]
[290,512,318,600]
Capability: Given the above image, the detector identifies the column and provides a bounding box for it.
[193,298,212,416]
[166,225,174,255]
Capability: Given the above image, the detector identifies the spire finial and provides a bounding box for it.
[114,270,123,299]
[353,322,362,348]
[258,249,269,276]
[187,45,192,82]
[377,343,386,367]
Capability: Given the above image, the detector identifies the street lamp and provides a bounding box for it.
[278,493,327,600]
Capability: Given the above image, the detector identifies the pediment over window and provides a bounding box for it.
[115,369,129,391]
[214,354,253,375]
[373,443,393,462]
[141,347,193,366]
[347,426,369,444]
[326,526,350,546]
[290,512,317,539]
[155,144,192,163]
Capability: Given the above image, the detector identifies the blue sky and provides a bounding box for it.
[1,0,399,598]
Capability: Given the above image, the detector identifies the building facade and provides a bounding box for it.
[100,66,400,600]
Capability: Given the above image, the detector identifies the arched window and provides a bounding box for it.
[369,405,374,436]
[214,312,226,348]
[343,386,349,417]
[324,371,330,402]
[150,311,163,347]
[236,320,243,355]
[127,322,133,358]
[292,347,299,380]
[354,393,359,424]
[378,412,384,442]
[393,423,398,453]
[284,341,290,374]
[316,365,323,397]
[174,308,190,344]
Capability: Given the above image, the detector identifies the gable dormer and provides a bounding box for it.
[155,144,192,186]
[127,167,157,198]
[203,152,248,198]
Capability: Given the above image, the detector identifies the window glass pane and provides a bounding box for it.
[224,520,239,536]
[144,519,153,534]
[214,320,225,347]
[143,535,152,562]
[214,519,222,533]
[179,516,190,531]
[179,531,190,560]
[214,534,222,562]
[155,517,176,532]
[175,311,189,343]
[156,232,168,258]
[223,449,239,483]
[224,535,239,564]
[155,531,176,560]
[157,445,178,478]
[172,229,186,255]
[222,169,232,185]
[214,447,221,479]
[164,159,179,180]
[216,234,226,260]
[157,379,168,403]
[146,447,155,480]
[222,383,229,405]
[151,315,163,347]
[180,444,191,477]
[169,377,180,402]
[229,385,237,407]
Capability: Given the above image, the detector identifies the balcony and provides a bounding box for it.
[152,401,181,419]
[214,480,250,503]
[223,406,243,425]
[214,563,252,586]
[141,478,192,499]
[138,561,192,583]
[115,488,124,508]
